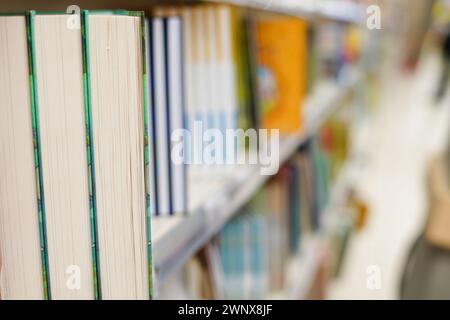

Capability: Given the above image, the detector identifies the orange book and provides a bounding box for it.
[256,17,308,133]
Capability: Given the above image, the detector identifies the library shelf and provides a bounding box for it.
[152,68,362,295]
[289,234,324,299]
[207,0,366,24]
[266,234,323,300]
[267,161,355,300]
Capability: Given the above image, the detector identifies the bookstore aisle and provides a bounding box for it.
[3,0,450,301]
[329,53,450,299]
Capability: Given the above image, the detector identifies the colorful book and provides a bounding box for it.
[256,16,308,133]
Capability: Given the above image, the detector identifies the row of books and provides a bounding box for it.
[1,10,154,300]
[158,120,352,299]
[0,2,370,299]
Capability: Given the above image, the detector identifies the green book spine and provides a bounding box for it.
[27,10,51,300]
[81,10,102,300]
[138,11,153,300]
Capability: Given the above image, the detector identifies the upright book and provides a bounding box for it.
[150,16,172,216]
[29,11,95,299]
[256,16,308,133]
[165,16,187,215]
[83,10,151,299]
[149,13,186,216]
[0,13,46,300]
[0,11,153,300]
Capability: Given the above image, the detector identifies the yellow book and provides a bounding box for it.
[256,17,308,133]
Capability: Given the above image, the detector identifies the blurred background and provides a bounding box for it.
[159,0,450,300]
[157,0,450,300]
[2,0,450,300]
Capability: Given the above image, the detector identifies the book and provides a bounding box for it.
[193,6,210,134]
[256,16,308,133]
[306,22,319,94]
[216,5,239,162]
[220,217,241,299]
[149,13,187,215]
[179,7,195,166]
[30,11,95,299]
[0,13,46,300]
[151,16,172,216]
[218,209,268,299]
[204,5,221,163]
[186,4,240,166]
[287,163,301,253]
[265,171,290,290]
[236,12,260,133]
[248,212,268,299]
[144,19,158,217]
[166,16,187,215]
[316,21,349,81]
[83,10,150,299]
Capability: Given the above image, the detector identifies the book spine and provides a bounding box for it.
[139,11,154,299]
[167,17,187,215]
[147,18,160,217]
[26,10,51,300]
[145,17,158,296]
[81,10,102,300]
[181,8,194,165]
[153,17,172,216]
[163,17,174,215]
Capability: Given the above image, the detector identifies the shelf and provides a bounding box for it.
[152,69,362,294]
[266,234,323,300]
[207,0,366,24]
[288,235,324,299]
[267,162,355,300]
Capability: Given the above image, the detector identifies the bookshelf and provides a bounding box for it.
[267,233,322,300]
[0,0,365,24]
[260,154,355,300]
[1,0,375,300]
[208,0,366,24]
[152,67,362,293]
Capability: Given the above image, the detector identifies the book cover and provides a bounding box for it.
[256,17,308,133]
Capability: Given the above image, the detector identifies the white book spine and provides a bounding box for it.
[145,19,158,216]
[153,18,172,215]
[206,6,222,166]
[218,7,238,164]
[193,8,209,168]
[167,17,186,214]
[182,8,194,165]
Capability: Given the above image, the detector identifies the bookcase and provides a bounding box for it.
[0,0,367,25]
[0,0,381,300]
